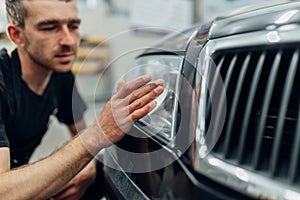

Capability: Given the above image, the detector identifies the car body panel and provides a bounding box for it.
[210,0,300,39]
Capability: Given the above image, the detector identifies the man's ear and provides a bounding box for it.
[6,24,25,47]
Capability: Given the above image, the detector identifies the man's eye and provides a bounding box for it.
[41,26,57,31]
[69,24,79,30]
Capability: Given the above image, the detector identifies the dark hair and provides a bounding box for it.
[5,0,73,28]
[5,0,27,28]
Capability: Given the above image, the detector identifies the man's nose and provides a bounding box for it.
[59,26,75,46]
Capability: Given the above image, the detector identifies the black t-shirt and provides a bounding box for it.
[0,48,87,168]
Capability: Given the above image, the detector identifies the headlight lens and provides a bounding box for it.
[124,54,184,141]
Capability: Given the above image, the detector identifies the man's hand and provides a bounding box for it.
[50,160,96,200]
[85,75,164,149]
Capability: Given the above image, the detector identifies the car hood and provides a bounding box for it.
[142,0,300,54]
[210,0,300,39]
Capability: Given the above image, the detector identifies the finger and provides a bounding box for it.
[131,100,158,121]
[128,79,164,104]
[129,85,164,113]
[117,79,125,92]
[116,74,152,98]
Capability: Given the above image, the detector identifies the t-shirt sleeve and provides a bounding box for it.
[56,71,87,125]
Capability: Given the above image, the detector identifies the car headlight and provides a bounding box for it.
[124,54,184,142]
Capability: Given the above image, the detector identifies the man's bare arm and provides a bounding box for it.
[0,135,91,200]
[0,148,10,173]
[0,75,164,200]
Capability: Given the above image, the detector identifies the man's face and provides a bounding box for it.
[21,0,81,72]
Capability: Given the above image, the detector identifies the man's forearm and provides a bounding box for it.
[0,134,96,200]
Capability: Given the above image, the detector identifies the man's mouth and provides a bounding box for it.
[56,53,75,58]
[55,53,75,62]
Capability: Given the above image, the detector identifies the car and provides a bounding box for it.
[102,1,300,199]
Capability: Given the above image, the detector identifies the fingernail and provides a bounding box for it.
[154,86,164,93]
[149,100,157,108]
[155,79,164,85]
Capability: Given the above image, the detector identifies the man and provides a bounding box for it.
[0,0,164,199]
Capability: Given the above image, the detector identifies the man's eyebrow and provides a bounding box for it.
[36,18,81,27]
[70,19,81,24]
[37,20,59,27]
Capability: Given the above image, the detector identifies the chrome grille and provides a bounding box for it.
[208,45,300,185]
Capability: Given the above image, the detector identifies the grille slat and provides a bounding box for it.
[224,54,238,90]
[211,56,225,96]
[223,53,251,158]
[205,56,225,146]
[252,50,282,170]
[208,54,237,150]
[207,56,225,114]
[289,103,300,183]
[237,52,266,163]
[218,54,238,154]
[269,49,299,176]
